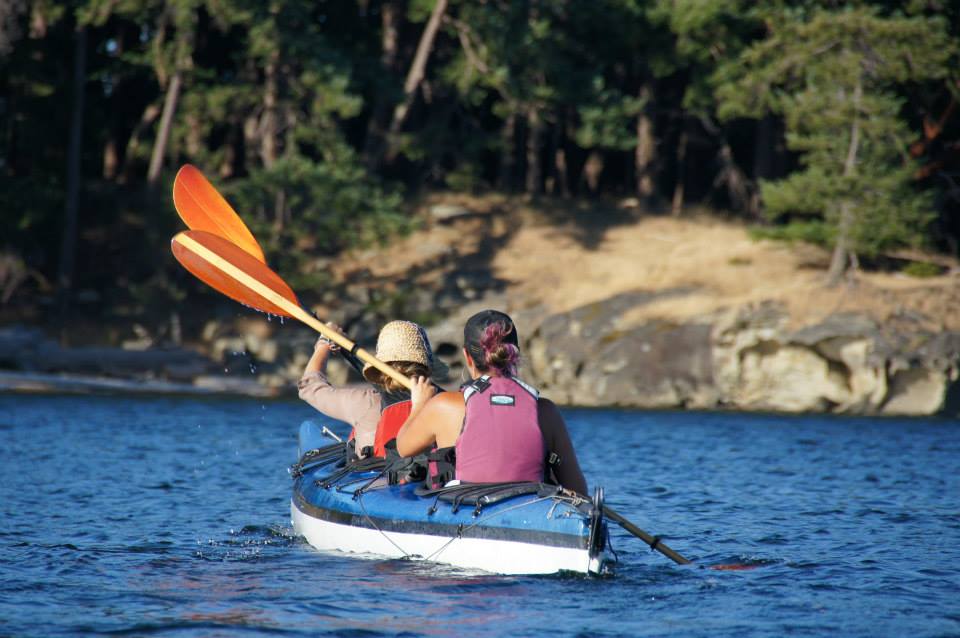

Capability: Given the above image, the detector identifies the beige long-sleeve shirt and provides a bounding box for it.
[297,371,381,452]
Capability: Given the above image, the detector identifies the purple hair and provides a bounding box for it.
[479,322,519,376]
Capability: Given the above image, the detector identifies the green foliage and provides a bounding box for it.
[227,152,407,288]
[2,0,959,321]
[749,220,832,246]
[902,261,943,278]
[648,0,756,113]
[575,78,643,151]
[717,5,954,263]
[444,163,485,193]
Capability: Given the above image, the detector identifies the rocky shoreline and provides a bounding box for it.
[510,297,960,416]
[3,291,959,416]
[4,198,959,415]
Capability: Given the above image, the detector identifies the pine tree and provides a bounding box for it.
[716,4,953,284]
[196,0,405,283]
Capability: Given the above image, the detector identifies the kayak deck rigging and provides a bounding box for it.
[289,421,614,575]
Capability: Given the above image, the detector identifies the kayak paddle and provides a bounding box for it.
[170,229,412,390]
[603,506,691,565]
[604,507,758,570]
[173,164,267,263]
[171,167,756,572]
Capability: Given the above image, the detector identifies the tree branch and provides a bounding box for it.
[386,0,449,140]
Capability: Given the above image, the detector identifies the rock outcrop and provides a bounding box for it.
[498,295,960,415]
[3,289,958,415]
[0,324,274,396]
[513,290,716,408]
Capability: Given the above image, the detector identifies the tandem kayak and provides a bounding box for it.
[290,420,615,576]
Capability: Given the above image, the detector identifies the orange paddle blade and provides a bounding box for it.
[171,230,298,318]
[173,164,267,263]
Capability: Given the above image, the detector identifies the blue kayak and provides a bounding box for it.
[290,420,614,575]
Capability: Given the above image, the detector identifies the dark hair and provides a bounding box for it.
[464,310,520,376]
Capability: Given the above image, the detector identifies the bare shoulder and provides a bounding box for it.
[436,390,464,403]
[422,390,466,449]
[416,390,464,423]
[432,390,464,410]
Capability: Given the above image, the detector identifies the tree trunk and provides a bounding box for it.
[384,0,449,161]
[363,0,401,169]
[120,102,161,183]
[56,25,86,324]
[147,69,182,186]
[525,107,542,196]
[671,120,688,216]
[380,1,400,70]
[219,123,241,178]
[635,83,656,200]
[260,54,280,168]
[273,188,287,232]
[582,150,603,195]
[714,142,757,216]
[827,79,863,287]
[243,110,258,165]
[185,113,202,157]
[102,23,127,180]
[827,202,854,285]
[102,137,119,179]
[753,114,775,181]
[3,75,16,176]
[499,110,517,191]
[552,109,570,198]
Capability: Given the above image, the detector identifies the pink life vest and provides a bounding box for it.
[455,375,545,483]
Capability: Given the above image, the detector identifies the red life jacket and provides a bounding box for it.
[373,400,412,458]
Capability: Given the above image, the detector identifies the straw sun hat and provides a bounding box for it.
[362,320,449,384]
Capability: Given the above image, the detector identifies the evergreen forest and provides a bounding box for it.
[1,0,958,328]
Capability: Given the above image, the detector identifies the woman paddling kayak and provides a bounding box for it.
[395,310,588,495]
[299,320,445,459]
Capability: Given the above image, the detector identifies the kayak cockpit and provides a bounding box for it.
[290,420,615,575]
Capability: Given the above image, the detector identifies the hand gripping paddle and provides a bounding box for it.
[170,230,412,390]
[170,169,755,570]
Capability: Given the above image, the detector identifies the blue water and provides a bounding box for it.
[0,394,958,637]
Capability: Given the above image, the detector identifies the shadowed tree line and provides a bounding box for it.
[0,0,958,328]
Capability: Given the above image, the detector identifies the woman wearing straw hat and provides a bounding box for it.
[395,310,588,495]
[299,320,446,458]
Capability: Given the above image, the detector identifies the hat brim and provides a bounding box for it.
[362,357,450,385]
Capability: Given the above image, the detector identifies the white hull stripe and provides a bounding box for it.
[292,500,605,575]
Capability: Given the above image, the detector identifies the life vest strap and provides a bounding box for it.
[462,375,492,403]
[426,445,456,489]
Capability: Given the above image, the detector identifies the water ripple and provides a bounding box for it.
[0,396,958,637]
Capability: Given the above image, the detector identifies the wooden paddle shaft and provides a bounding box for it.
[603,506,692,565]
[173,234,413,390]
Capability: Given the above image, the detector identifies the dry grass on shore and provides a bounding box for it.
[333,194,960,331]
